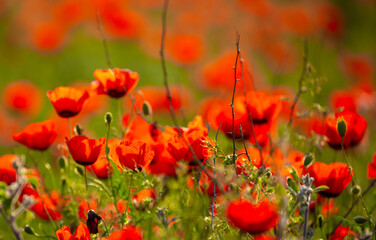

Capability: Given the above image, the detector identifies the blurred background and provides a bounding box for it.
[0,0,375,150]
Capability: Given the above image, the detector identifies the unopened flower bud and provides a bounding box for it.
[142,101,152,117]
[351,185,361,196]
[104,112,113,125]
[337,117,347,138]
[74,124,84,136]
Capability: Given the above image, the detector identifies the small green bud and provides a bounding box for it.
[304,153,314,167]
[75,167,84,176]
[337,117,347,138]
[104,112,113,125]
[74,124,84,136]
[354,216,369,224]
[24,225,35,235]
[59,157,66,169]
[351,185,361,196]
[142,101,152,116]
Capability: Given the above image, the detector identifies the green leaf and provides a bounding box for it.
[315,185,329,192]
[289,167,300,183]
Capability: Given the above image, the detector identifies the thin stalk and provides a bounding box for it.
[159,0,225,194]
[230,32,241,177]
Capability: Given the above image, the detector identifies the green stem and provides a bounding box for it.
[341,138,373,228]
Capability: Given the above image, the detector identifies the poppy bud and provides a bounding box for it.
[337,117,347,138]
[304,153,314,167]
[87,210,102,234]
[74,124,84,136]
[24,225,36,235]
[351,185,361,196]
[105,112,113,125]
[142,101,152,116]
[318,215,323,228]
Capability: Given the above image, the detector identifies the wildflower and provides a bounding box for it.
[307,162,352,197]
[226,198,279,234]
[367,153,376,179]
[0,154,18,185]
[105,225,143,240]
[13,120,57,151]
[92,68,139,98]
[116,140,154,171]
[315,111,367,149]
[330,225,356,240]
[65,136,105,166]
[56,223,90,240]
[2,80,43,117]
[47,86,89,118]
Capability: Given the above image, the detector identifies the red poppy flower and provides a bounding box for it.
[56,222,90,240]
[65,136,105,166]
[307,162,352,197]
[47,87,89,118]
[226,198,279,234]
[116,140,154,171]
[0,154,18,185]
[2,80,43,117]
[314,111,367,149]
[330,225,356,240]
[367,153,376,179]
[330,90,357,112]
[13,120,57,151]
[20,186,62,221]
[92,68,139,98]
[106,225,143,240]
[186,171,227,197]
[164,116,212,166]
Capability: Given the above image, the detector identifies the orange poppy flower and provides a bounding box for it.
[105,225,143,240]
[186,171,227,197]
[166,33,204,64]
[163,116,212,166]
[124,85,192,114]
[330,225,356,240]
[236,148,265,175]
[65,136,105,166]
[30,21,67,51]
[47,86,89,118]
[146,144,177,177]
[201,51,254,93]
[132,189,156,208]
[2,80,43,117]
[116,140,154,171]
[92,68,139,98]
[226,198,279,234]
[20,185,63,221]
[13,120,57,151]
[314,111,367,149]
[56,222,90,240]
[307,162,352,197]
[100,8,145,39]
[0,154,18,185]
[78,197,98,221]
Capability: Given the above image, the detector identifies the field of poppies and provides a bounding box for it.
[0,0,375,239]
